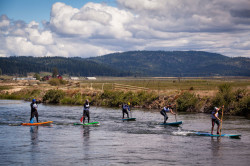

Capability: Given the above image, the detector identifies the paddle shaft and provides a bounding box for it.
[219,107,224,136]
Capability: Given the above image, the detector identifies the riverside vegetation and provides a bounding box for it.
[0,78,249,117]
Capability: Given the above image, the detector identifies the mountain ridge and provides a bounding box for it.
[0,51,249,77]
[87,51,250,76]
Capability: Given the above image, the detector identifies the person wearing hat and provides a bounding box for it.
[160,104,176,123]
[122,102,130,118]
[82,99,90,123]
[211,106,224,135]
[30,99,38,123]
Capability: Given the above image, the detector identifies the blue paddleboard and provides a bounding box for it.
[159,121,182,126]
[195,132,241,138]
[122,118,136,121]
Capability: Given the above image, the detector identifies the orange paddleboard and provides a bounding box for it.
[21,121,53,126]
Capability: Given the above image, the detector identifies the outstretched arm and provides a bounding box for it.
[170,109,176,115]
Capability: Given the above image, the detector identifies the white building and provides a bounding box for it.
[86,77,96,80]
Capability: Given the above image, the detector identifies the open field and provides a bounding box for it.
[76,77,250,97]
[1,76,249,97]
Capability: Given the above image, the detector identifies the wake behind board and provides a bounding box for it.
[21,121,53,126]
[159,121,182,126]
[195,132,241,138]
[122,118,136,121]
[74,122,100,126]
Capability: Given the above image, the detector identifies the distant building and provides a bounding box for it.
[57,75,62,79]
[86,77,96,80]
[70,77,80,80]
[42,75,52,81]
[13,77,36,80]
[42,75,62,81]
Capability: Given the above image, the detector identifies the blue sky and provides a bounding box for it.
[0,0,117,23]
[0,0,250,58]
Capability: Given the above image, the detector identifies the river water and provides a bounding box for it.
[0,99,249,166]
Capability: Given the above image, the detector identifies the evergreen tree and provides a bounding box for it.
[34,73,40,80]
[52,68,59,78]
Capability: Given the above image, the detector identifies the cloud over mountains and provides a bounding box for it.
[0,0,250,58]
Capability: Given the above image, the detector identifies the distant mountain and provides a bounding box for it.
[0,51,249,77]
[88,51,250,77]
[0,56,129,76]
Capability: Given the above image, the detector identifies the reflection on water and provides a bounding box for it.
[82,126,90,138]
[210,137,222,160]
[0,99,250,166]
[30,126,39,165]
[30,126,39,145]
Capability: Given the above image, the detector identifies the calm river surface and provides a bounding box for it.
[0,100,250,166]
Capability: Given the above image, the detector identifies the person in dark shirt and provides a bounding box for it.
[160,104,176,123]
[211,106,223,135]
[30,99,38,123]
[122,102,130,118]
[82,99,90,123]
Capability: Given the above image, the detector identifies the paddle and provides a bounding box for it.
[130,108,132,118]
[173,104,177,122]
[80,116,84,122]
[219,106,224,136]
[30,117,34,123]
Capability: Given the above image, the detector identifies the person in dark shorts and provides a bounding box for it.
[122,102,130,118]
[83,99,90,123]
[160,104,176,123]
[211,106,223,135]
[30,99,38,123]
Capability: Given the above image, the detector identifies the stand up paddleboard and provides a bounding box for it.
[159,121,182,126]
[122,118,136,121]
[74,122,100,126]
[21,121,53,126]
[195,132,241,139]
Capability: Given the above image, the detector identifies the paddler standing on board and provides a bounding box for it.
[82,99,90,124]
[211,106,224,135]
[30,99,39,123]
[122,102,130,118]
[160,104,176,124]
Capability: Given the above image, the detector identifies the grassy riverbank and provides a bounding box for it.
[0,77,249,117]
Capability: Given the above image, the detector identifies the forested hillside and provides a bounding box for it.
[88,51,250,76]
[0,51,249,77]
[0,56,129,76]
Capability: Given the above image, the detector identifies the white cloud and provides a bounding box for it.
[0,0,250,58]
[6,37,47,56]
[50,2,133,38]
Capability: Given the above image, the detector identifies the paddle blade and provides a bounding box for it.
[29,118,34,123]
[80,116,84,122]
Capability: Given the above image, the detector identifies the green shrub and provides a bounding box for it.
[34,73,40,80]
[48,78,67,86]
[48,78,60,86]
[212,84,234,111]
[43,89,65,103]
[176,92,198,112]
[0,92,23,100]
[231,95,250,116]
[60,92,86,105]
[98,90,157,107]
